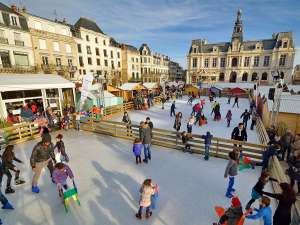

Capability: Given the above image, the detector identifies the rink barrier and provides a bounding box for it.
[256,117,270,145]
[80,118,266,162]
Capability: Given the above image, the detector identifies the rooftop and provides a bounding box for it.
[74,17,105,34]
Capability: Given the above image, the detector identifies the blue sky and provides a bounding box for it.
[4,0,300,68]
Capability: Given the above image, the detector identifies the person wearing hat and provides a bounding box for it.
[30,133,55,193]
[213,197,243,225]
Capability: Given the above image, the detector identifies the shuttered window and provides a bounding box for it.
[14,53,29,66]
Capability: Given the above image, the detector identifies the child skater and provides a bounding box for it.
[246,196,272,225]
[225,110,232,127]
[224,151,239,198]
[54,134,69,163]
[213,197,243,225]
[133,138,143,164]
[0,145,25,194]
[182,131,192,153]
[52,162,74,195]
[136,179,155,219]
[245,171,278,210]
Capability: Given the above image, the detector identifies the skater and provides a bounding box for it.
[54,134,69,163]
[249,99,256,114]
[75,111,81,131]
[136,179,155,219]
[231,123,247,147]
[214,103,221,121]
[170,101,176,117]
[194,110,202,126]
[122,111,132,136]
[280,130,293,162]
[213,197,243,225]
[260,183,296,225]
[250,110,258,130]
[246,196,272,225]
[161,94,166,109]
[182,131,192,153]
[225,110,232,127]
[173,112,182,133]
[140,123,152,163]
[232,96,239,108]
[240,109,251,129]
[199,113,207,126]
[0,185,14,225]
[187,116,194,137]
[227,95,231,104]
[256,143,280,171]
[201,131,213,160]
[0,145,25,194]
[245,171,278,210]
[52,162,74,192]
[30,133,55,193]
[133,138,143,164]
[224,151,238,198]
[286,154,300,195]
[211,101,217,115]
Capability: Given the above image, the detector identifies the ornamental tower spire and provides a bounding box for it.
[232,9,243,42]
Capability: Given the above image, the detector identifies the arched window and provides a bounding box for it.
[229,72,237,83]
[251,72,258,81]
[132,72,135,79]
[231,57,238,67]
[261,72,268,81]
[136,72,139,79]
[280,72,285,79]
[242,72,248,81]
[219,73,225,81]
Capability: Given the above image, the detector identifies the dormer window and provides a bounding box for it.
[213,47,218,52]
[193,47,197,53]
[11,15,18,26]
[283,41,288,48]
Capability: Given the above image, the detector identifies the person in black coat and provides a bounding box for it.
[260,183,296,225]
[170,101,176,117]
[240,109,250,129]
[231,123,247,147]
[286,154,300,194]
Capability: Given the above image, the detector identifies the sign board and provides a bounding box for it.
[80,73,94,110]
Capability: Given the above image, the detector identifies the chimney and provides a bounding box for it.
[22,6,27,13]
[11,4,17,12]
[62,18,67,24]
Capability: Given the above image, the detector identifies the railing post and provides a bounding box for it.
[216,139,219,157]
[115,124,117,136]
[29,123,33,138]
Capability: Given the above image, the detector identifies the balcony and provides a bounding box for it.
[15,40,25,46]
[0,37,8,44]
[0,65,37,74]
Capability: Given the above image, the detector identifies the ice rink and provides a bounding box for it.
[110,96,260,144]
[1,130,271,225]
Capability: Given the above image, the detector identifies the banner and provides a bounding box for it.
[79,73,94,111]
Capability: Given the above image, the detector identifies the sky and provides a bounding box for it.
[3,0,300,69]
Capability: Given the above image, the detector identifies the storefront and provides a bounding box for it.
[0,74,75,120]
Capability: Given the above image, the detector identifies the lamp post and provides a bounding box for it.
[270,71,283,127]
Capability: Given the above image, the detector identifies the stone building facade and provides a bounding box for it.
[169,60,184,81]
[121,44,141,83]
[292,64,300,84]
[73,17,122,86]
[0,4,35,73]
[139,43,170,83]
[187,10,295,85]
[21,10,78,80]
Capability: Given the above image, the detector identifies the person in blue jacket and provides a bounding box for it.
[246,196,272,225]
[201,131,213,160]
[133,138,143,164]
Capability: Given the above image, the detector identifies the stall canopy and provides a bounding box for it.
[230,87,247,95]
[143,82,160,90]
[0,74,74,91]
[210,86,222,96]
[119,83,146,91]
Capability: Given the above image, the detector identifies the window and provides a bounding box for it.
[88,57,92,65]
[56,58,62,66]
[136,58,138,63]
[117,52,120,58]
[95,47,99,56]
[251,72,258,81]
[118,61,120,68]
[103,40,106,45]
[279,54,286,66]
[14,53,29,66]
[34,21,42,30]
[53,42,60,52]
[65,44,72,53]
[77,44,82,53]
[83,69,86,75]
[95,37,98,43]
[103,49,107,57]
[242,72,248,81]
[0,29,4,38]
[219,73,225,81]
[244,57,250,67]
[104,59,108,66]
[231,57,238,67]
[261,72,268,80]
[204,58,209,68]
[283,41,288,48]
[136,72,139,79]
[79,56,84,67]
[39,39,47,49]
[67,58,73,67]
[96,58,100,66]
[132,72,135,79]
[111,61,114,69]
[193,47,197,53]
[212,58,217,67]
[86,35,89,41]
[11,16,18,26]
[42,56,48,65]
[86,46,91,54]
[263,56,270,67]
[192,58,197,68]
[132,64,135,70]
[79,69,82,75]
[253,56,260,67]
[110,51,113,58]
[220,58,226,67]
[14,32,21,41]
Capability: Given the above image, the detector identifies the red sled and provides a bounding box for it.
[214,206,252,225]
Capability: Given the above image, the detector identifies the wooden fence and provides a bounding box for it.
[80,118,266,162]
[256,117,270,145]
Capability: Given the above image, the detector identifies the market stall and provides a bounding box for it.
[119,83,147,102]
[143,82,161,96]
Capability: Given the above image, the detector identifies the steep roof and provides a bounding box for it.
[122,44,138,52]
[74,17,104,34]
[139,43,151,55]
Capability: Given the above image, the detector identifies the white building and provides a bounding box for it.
[121,44,141,83]
[0,3,35,72]
[73,17,122,85]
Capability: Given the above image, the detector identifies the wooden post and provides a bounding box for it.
[114,124,117,137]
[29,123,33,137]
[216,139,219,157]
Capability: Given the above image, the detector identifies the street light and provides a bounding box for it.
[270,70,284,127]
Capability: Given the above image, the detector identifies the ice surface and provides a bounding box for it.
[110,96,259,144]
[1,130,271,225]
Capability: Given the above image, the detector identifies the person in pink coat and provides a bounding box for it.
[136,179,155,219]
